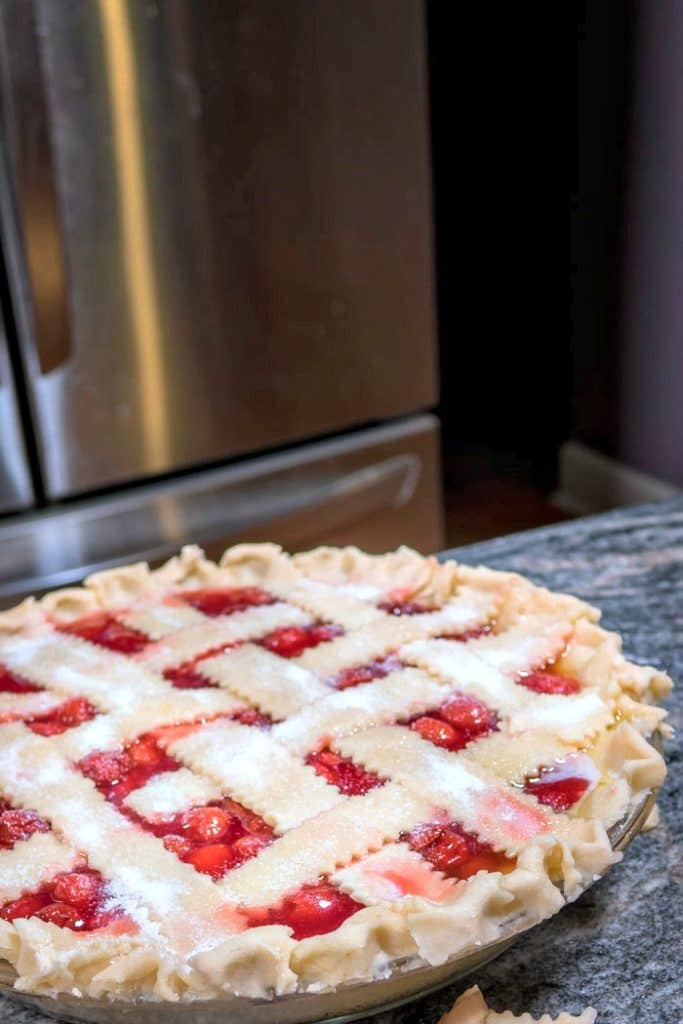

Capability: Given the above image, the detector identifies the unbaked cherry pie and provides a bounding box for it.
[0,544,670,1001]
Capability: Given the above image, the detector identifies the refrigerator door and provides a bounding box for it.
[0,304,33,513]
[0,0,436,499]
[0,414,443,608]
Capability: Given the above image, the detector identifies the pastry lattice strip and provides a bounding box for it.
[166,720,345,832]
[0,632,170,710]
[138,603,312,672]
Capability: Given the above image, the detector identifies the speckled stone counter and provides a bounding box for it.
[1,500,681,1024]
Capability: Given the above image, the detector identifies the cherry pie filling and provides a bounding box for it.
[306,748,384,796]
[256,623,344,659]
[79,731,182,807]
[146,798,276,879]
[404,820,516,880]
[332,652,403,690]
[0,867,124,932]
[25,697,98,736]
[163,642,239,690]
[0,802,50,850]
[177,587,276,617]
[401,692,498,751]
[516,653,582,696]
[525,773,589,811]
[58,613,150,655]
[244,880,364,940]
[0,664,40,694]
[523,755,595,812]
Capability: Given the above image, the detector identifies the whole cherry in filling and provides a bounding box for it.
[404,820,515,879]
[257,623,344,659]
[79,732,180,806]
[0,805,50,849]
[151,798,275,880]
[0,867,123,931]
[178,587,276,617]
[404,692,498,751]
[246,880,363,940]
[306,748,383,796]
[58,612,149,654]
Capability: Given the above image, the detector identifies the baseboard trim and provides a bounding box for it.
[552,441,680,515]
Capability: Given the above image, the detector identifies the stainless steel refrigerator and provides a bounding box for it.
[0,0,442,607]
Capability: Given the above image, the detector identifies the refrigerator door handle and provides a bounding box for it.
[0,331,34,511]
[0,0,71,377]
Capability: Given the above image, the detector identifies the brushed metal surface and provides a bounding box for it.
[0,306,33,513]
[0,415,443,607]
[0,0,436,499]
[0,779,659,1024]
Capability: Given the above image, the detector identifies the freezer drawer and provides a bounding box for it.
[0,0,436,499]
[0,305,33,513]
[0,415,443,608]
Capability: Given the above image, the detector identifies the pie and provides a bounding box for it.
[0,544,670,1002]
[440,985,597,1024]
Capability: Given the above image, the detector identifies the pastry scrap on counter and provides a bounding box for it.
[439,985,597,1024]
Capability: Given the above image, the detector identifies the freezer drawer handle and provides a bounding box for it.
[253,453,422,549]
[0,450,424,603]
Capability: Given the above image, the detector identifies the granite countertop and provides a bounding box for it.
[1,499,681,1024]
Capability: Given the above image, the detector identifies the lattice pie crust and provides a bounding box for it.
[0,544,670,1001]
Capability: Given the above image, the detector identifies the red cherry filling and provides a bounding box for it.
[79,733,180,807]
[163,666,217,690]
[378,600,436,616]
[163,641,239,690]
[178,587,276,617]
[333,652,403,690]
[58,612,149,655]
[151,798,275,880]
[404,693,497,751]
[306,748,383,796]
[0,664,40,693]
[0,807,50,849]
[404,820,515,879]
[246,881,363,940]
[257,623,344,659]
[232,707,273,729]
[26,697,97,736]
[0,868,123,931]
[524,774,590,812]
[517,669,581,696]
